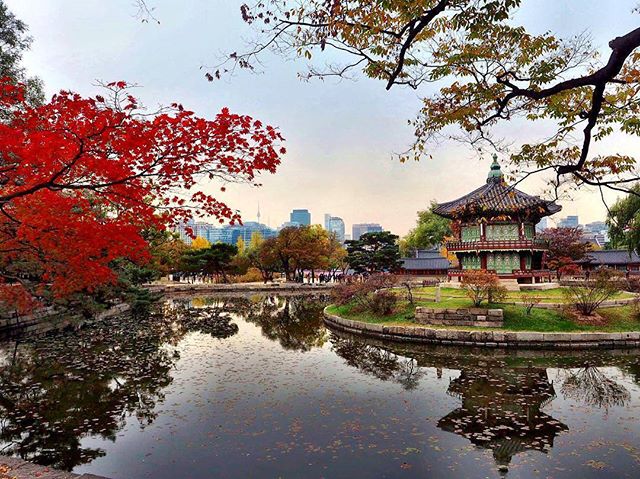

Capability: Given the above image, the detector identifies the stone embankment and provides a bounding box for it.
[0,303,129,340]
[324,307,640,350]
[415,307,503,328]
[0,456,109,479]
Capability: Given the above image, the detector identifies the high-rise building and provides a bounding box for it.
[584,221,607,234]
[324,213,332,231]
[557,215,579,228]
[324,215,345,242]
[352,223,383,241]
[175,219,195,244]
[174,220,214,245]
[227,222,276,243]
[290,209,311,226]
[174,220,275,246]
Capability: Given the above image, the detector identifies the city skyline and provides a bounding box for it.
[178,205,610,244]
[7,0,636,237]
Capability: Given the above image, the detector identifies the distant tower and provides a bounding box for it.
[257,202,261,224]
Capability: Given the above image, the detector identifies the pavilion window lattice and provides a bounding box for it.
[461,254,482,270]
[487,252,520,274]
[461,225,481,242]
[486,224,519,241]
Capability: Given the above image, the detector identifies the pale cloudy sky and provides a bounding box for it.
[7,0,639,235]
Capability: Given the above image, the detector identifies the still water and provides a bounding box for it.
[1,294,640,478]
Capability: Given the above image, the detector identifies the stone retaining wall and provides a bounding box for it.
[0,456,109,479]
[324,307,640,350]
[0,303,130,340]
[415,307,503,328]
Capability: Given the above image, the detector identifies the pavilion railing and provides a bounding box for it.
[445,238,548,251]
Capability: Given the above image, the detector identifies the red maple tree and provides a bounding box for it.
[0,78,285,311]
[539,227,591,280]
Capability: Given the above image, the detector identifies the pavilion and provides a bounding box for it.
[433,156,561,283]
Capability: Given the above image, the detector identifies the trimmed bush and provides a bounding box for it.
[369,290,398,316]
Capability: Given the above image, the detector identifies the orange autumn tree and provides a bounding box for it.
[461,270,505,307]
[0,79,285,311]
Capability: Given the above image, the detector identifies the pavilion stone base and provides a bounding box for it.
[415,307,504,328]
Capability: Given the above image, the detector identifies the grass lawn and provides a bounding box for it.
[327,300,640,333]
[410,286,635,304]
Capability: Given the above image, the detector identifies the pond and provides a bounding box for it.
[1,294,640,478]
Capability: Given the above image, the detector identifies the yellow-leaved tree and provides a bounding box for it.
[191,236,211,250]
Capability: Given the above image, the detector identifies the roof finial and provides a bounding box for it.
[487,153,503,183]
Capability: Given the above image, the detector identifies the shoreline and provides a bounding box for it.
[323,306,640,350]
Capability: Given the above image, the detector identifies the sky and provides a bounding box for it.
[7,0,640,236]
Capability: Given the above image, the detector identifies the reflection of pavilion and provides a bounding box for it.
[328,329,639,474]
[438,367,567,473]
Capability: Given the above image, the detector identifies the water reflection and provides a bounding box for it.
[176,294,330,352]
[0,301,241,470]
[438,366,567,473]
[331,336,425,390]
[243,295,329,351]
[329,331,638,473]
[560,366,631,409]
[0,294,638,478]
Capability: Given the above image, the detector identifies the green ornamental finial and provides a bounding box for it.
[487,153,503,182]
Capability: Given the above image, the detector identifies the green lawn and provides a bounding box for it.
[410,286,635,304]
[327,300,640,333]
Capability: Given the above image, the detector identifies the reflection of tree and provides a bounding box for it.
[163,301,239,339]
[0,299,241,471]
[561,366,631,409]
[330,336,425,390]
[328,329,640,473]
[243,295,329,352]
[438,366,568,473]
[624,362,640,386]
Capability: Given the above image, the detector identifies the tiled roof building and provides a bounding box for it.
[434,156,561,283]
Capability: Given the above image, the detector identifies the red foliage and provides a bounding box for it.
[0,78,285,311]
[540,228,590,279]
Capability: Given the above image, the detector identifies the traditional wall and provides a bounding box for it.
[415,307,503,328]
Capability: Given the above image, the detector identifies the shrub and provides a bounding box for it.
[233,267,264,283]
[488,284,508,304]
[520,294,543,315]
[625,276,640,293]
[369,290,398,316]
[565,268,623,316]
[461,270,502,307]
[331,274,398,312]
[331,282,361,306]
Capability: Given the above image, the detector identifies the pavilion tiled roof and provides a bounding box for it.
[577,250,640,265]
[401,257,451,271]
[433,158,561,220]
[400,248,451,271]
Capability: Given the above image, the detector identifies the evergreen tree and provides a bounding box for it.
[346,231,401,274]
